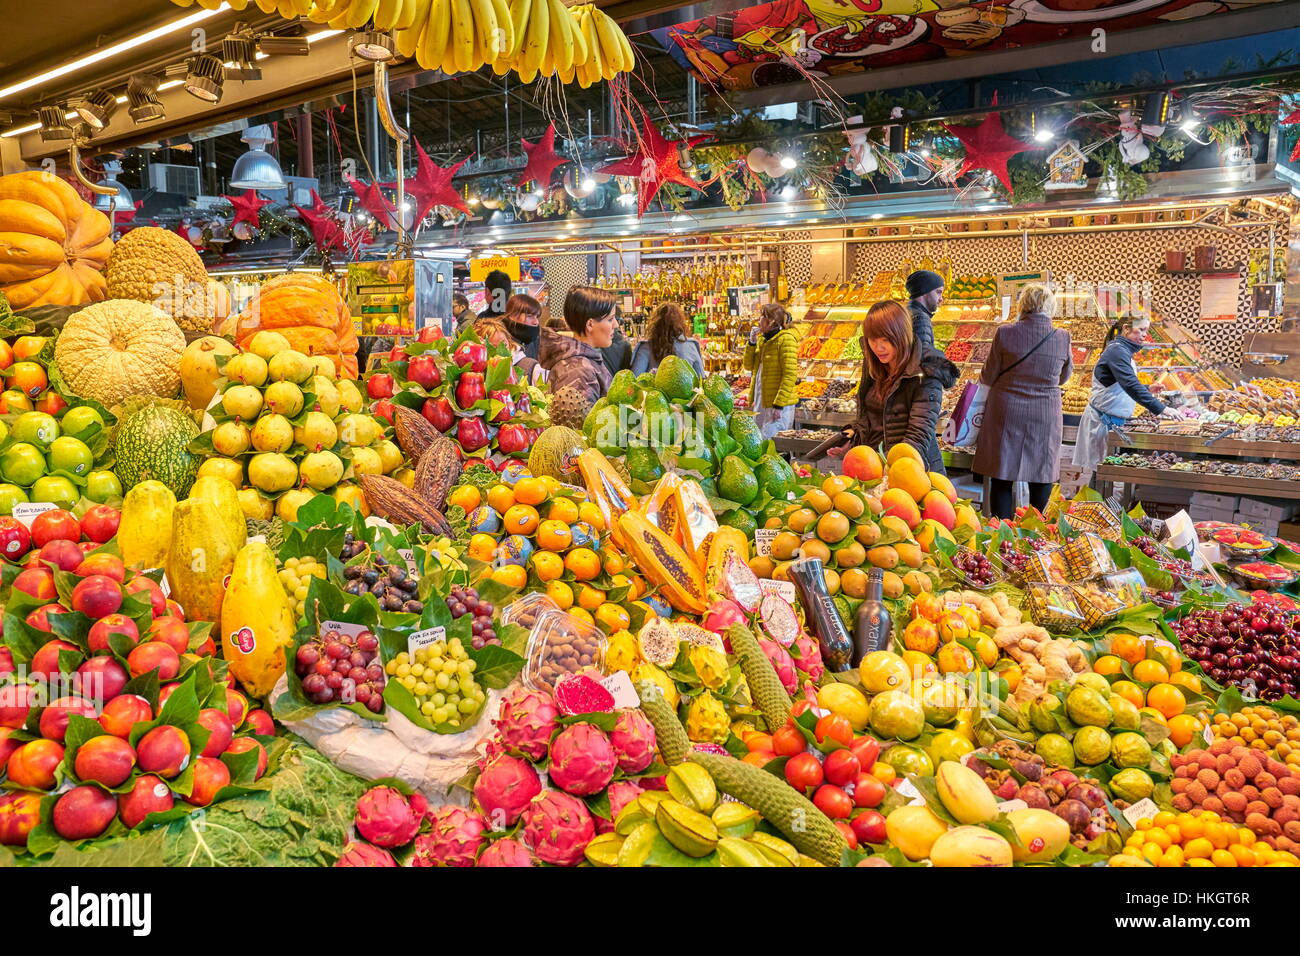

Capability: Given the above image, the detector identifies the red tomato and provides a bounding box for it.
[850,735,881,770]
[852,810,888,845]
[771,724,807,758]
[783,752,824,792]
[850,772,887,809]
[823,748,862,787]
[812,784,854,819]
[834,819,858,850]
[814,713,854,749]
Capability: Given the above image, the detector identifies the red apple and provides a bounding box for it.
[75,552,125,583]
[118,774,174,829]
[38,695,97,743]
[38,538,84,572]
[145,616,190,655]
[851,809,887,845]
[184,755,231,807]
[136,725,190,779]
[29,638,79,679]
[407,354,442,390]
[165,599,185,621]
[0,646,13,677]
[30,509,80,548]
[125,577,166,617]
[79,504,120,544]
[0,727,20,768]
[76,656,128,703]
[87,613,139,653]
[196,708,234,758]
[225,688,248,727]
[12,567,55,601]
[73,734,137,787]
[6,738,65,789]
[25,602,69,633]
[416,325,442,342]
[98,694,153,738]
[243,709,275,737]
[0,682,35,729]
[0,790,42,846]
[71,574,122,619]
[372,398,396,424]
[225,736,267,779]
[0,517,31,560]
[127,641,179,680]
[366,373,395,399]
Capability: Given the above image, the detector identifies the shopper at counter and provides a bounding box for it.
[973,283,1073,519]
[744,302,800,439]
[1073,313,1177,479]
[453,293,476,330]
[503,293,543,361]
[630,302,705,378]
[474,315,547,386]
[829,300,958,472]
[539,285,617,411]
[601,322,633,377]
[481,270,512,318]
[905,269,945,353]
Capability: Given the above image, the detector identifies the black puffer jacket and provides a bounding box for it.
[538,328,612,410]
[851,347,959,473]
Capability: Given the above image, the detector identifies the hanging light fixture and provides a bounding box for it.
[229,124,285,190]
[37,104,72,141]
[127,74,164,123]
[75,89,118,131]
[350,29,396,62]
[222,27,262,81]
[92,159,133,212]
[184,54,225,103]
[1031,112,1054,143]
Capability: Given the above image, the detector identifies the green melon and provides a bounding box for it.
[527,425,586,480]
[113,405,201,496]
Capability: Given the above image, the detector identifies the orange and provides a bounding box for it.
[594,603,631,634]
[1110,633,1146,666]
[1150,642,1182,674]
[1147,683,1186,719]
[1211,849,1237,868]
[1093,655,1125,676]
[468,533,498,562]
[1133,659,1170,685]
[1169,671,1202,695]
[545,580,573,610]
[565,547,601,581]
[490,564,527,588]
[447,485,481,512]
[502,504,540,536]
[548,497,581,525]
[531,551,564,582]
[1167,713,1200,749]
[626,575,647,600]
[486,483,516,513]
[602,549,626,576]
[536,519,573,552]
[567,607,595,626]
[513,477,547,506]
[577,583,607,611]
[539,475,561,495]
[578,502,606,531]
[743,750,775,767]
[1112,680,1145,708]
[745,732,774,753]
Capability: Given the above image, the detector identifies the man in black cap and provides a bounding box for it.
[905,269,945,353]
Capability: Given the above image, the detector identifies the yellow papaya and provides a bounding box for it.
[221,540,296,697]
[704,526,750,588]
[578,448,638,548]
[165,499,238,625]
[118,480,176,570]
[187,475,247,555]
[672,479,719,565]
[617,510,707,615]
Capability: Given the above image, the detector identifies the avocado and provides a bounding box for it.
[702,375,734,416]
[718,454,759,506]
[728,411,764,460]
[655,355,699,402]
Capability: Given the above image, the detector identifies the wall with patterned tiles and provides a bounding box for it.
[539,254,591,320]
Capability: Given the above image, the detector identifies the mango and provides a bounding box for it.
[880,488,921,529]
[887,457,931,502]
[885,805,949,861]
[928,825,1013,867]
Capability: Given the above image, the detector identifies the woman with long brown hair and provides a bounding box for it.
[630,302,705,377]
[828,300,958,472]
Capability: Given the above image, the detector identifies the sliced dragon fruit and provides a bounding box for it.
[674,622,726,655]
[553,673,616,716]
[691,742,729,756]
[759,592,801,647]
[720,553,762,613]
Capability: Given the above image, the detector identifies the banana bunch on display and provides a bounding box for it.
[570,3,636,86]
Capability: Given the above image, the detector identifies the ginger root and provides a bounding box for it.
[993,622,1087,704]
[958,590,1023,629]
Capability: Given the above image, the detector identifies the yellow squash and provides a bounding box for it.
[221,540,296,697]
[118,480,177,570]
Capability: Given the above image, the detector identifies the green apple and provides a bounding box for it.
[0,483,29,515]
[10,411,58,447]
[48,436,94,476]
[59,405,105,443]
[83,470,123,503]
[0,442,45,486]
[30,475,78,509]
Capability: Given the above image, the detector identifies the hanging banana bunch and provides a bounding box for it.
[570,3,635,87]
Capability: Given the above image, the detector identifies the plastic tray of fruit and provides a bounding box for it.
[1224,561,1300,592]
[524,608,607,694]
[950,547,1005,591]
[1061,531,1117,580]
[1210,526,1279,560]
[1068,580,1127,629]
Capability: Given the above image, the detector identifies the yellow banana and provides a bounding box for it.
[395,0,431,54]
[568,5,587,65]
[346,0,381,29]
[593,8,626,75]
[581,7,606,80]
[421,0,450,68]
[520,0,548,75]
[615,17,636,73]
[290,0,316,15]
[450,0,475,72]
[254,0,279,14]
[517,62,538,84]
[559,61,575,84]
[509,0,532,60]
[374,0,402,29]
[470,0,499,64]
[394,0,420,29]
[202,0,233,9]
[547,0,572,73]
[539,33,555,77]
[491,54,512,76]
[488,0,515,62]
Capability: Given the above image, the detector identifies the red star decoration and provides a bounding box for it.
[113,199,143,225]
[1281,105,1300,125]
[222,189,271,230]
[346,175,396,224]
[943,112,1037,194]
[383,140,469,227]
[598,119,711,218]
[516,123,567,190]
[294,189,347,253]
[1291,136,1300,164]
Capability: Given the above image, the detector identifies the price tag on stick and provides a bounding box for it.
[12,502,55,528]
[407,626,445,659]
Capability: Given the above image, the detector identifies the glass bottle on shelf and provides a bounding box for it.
[853,569,893,662]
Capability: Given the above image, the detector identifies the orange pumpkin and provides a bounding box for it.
[223,273,357,378]
[0,171,113,308]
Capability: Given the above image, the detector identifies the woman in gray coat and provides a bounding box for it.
[629,302,705,378]
[972,283,1073,518]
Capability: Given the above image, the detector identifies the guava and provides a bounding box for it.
[1110,731,1153,770]
[1035,732,1076,768]
[1065,686,1113,728]
[1072,725,1112,766]
[1109,768,1154,803]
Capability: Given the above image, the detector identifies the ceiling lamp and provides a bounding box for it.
[75,89,118,131]
[229,124,286,190]
[37,105,73,141]
[127,74,164,123]
[222,29,262,81]
[184,54,225,103]
[92,159,133,212]
[350,30,396,62]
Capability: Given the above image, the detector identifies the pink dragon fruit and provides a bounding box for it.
[759,593,800,646]
[477,734,509,770]
[334,842,398,867]
[408,791,430,822]
[640,774,668,791]
[548,722,616,796]
[595,779,644,834]
[473,754,542,827]
[354,786,421,848]
[410,806,489,867]
[476,838,536,867]
[609,708,657,774]
[701,598,747,635]
[758,638,798,694]
[521,791,595,866]
[554,673,615,716]
[791,633,825,682]
[720,553,761,612]
[493,686,559,762]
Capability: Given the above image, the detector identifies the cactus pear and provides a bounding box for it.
[521,791,595,866]
[474,754,542,827]
[548,722,616,796]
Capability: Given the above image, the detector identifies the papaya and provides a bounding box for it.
[578,448,638,548]
[165,499,238,625]
[221,540,296,697]
[617,510,708,615]
[704,526,750,588]
[643,473,684,544]
[673,479,719,564]
[118,480,177,571]
[187,475,247,555]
